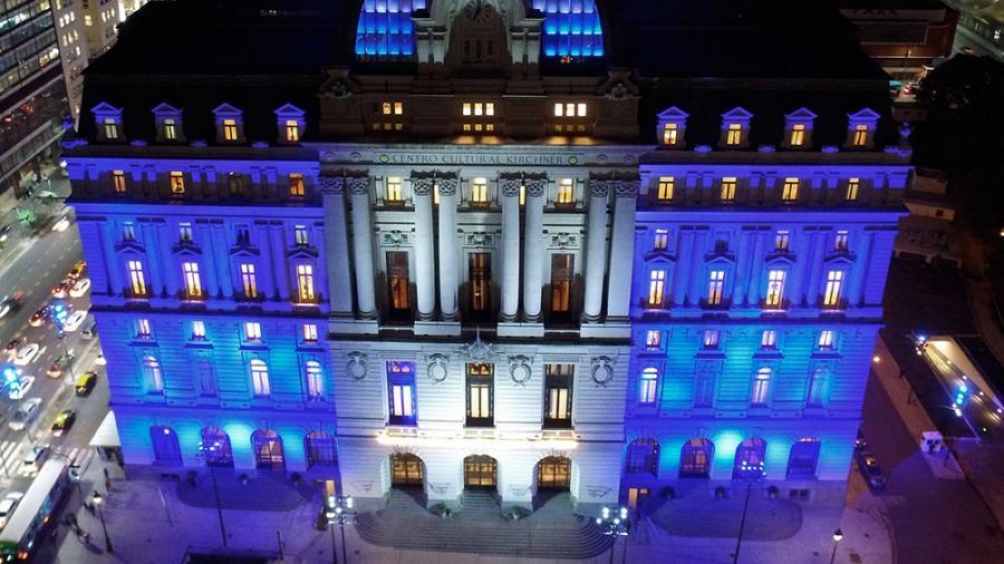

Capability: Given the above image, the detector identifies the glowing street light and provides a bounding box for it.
[829,528,843,564]
[91,491,113,553]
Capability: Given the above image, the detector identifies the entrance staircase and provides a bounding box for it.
[356,489,612,558]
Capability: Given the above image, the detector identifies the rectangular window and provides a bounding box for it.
[250,360,270,397]
[240,263,258,299]
[782,177,799,202]
[123,222,135,241]
[384,177,404,204]
[178,223,193,243]
[387,251,410,314]
[834,230,849,251]
[818,330,835,349]
[223,118,239,141]
[227,173,244,197]
[761,330,777,348]
[721,177,737,202]
[197,358,216,396]
[557,178,574,205]
[136,318,151,339]
[127,260,147,297]
[469,253,492,314]
[112,170,127,193]
[752,369,771,405]
[294,225,309,246]
[852,124,868,147]
[846,178,860,201]
[381,101,404,115]
[550,254,574,315]
[553,103,587,117]
[285,120,300,142]
[647,270,667,308]
[790,124,805,146]
[244,322,262,341]
[296,264,315,302]
[289,173,305,197]
[775,230,789,251]
[518,183,526,207]
[646,330,662,348]
[466,363,494,426]
[694,371,715,407]
[544,364,574,426]
[654,229,669,251]
[103,118,118,140]
[302,324,318,343]
[305,360,324,399]
[191,321,206,340]
[388,361,416,425]
[169,172,185,196]
[182,262,202,298]
[656,177,674,203]
[163,118,177,140]
[707,270,725,305]
[663,123,678,146]
[639,368,658,405]
[807,370,827,406]
[823,270,843,307]
[471,177,489,206]
[766,270,786,307]
[236,225,251,245]
[703,330,720,349]
[726,123,742,146]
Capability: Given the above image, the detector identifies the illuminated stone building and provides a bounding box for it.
[66,0,910,514]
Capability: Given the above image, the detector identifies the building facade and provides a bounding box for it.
[66,0,910,515]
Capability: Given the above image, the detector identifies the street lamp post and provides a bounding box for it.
[732,462,765,564]
[595,506,630,564]
[91,491,113,553]
[829,528,844,564]
[326,494,356,564]
[196,443,228,548]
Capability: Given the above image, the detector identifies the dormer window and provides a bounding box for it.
[845,108,880,149]
[91,102,124,143]
[274,104,305,145]
[151,103,184,144]
[656,106,689,148]
[213,103,245,144]
[783,108,816,150]
[719,108,752,149]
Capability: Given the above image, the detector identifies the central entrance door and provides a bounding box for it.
[537,456,571,489]
[463,455,497,488]
[391,453,425,487]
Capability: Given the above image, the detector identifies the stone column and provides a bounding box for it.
[606,179,639,319]
[349,176,378,320]
[100,223,123,295]
[499,176,522,322]
[320,176,354,316]
[197,223,220,299]
[582,179,609,322]
[270,224,289,301]
[156,223,178,298]
[437,176,460,321]
[848,231,872,306]
[806,232,828,307]
[687,229,705,305]
[746,230,767,306]
[210,223,233,299]
[522,177,546,323]
[731,228,753,306]
[141,222,166,298]
[673,229,691,307]
[412,176,437,320]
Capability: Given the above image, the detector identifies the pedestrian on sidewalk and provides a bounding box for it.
[103,467,111,491]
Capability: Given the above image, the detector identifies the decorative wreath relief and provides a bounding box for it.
[347,352,368,381]
[591,356,614,386]
[509,355,532,386]
[427,354,449,384]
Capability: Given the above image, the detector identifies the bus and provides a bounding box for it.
[0,459,70,562]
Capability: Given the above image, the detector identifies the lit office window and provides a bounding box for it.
[846,178,860,201]
[654,229,669,250]
[191,320,206,340]
[182,262,202,298]
[775,230,789,251]
[761,330,777,348]
[639,367,658,405]
[136,318,151,339]
[707,270,725,305]
[127,260,147,297]
[471,177,489,206]
[289,173,305,197]
[244,322,262,341]
[557,178,574,205]
[789,124,805,146]
[765,270,786,307]
[386,177,404,204]
[302,324,318,343]
[752,368,771,405]
[645,330,662,348]
[112,170,127,193]
[223,118,239,141]
[296,264,315,302]
[656,177,674,203]
[725,123,742,146]
[721,177,737,202]
[823,270,844,307]
[250,359,270,397]
[782,177,799,202]
[240,263,258,299]
[647,270,666,308]
[285,120,300,142]
[305,360,324,399]
[703,330,720,349]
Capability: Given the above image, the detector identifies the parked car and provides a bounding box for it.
[8,398,41,431]
[63,310,87,332]
[8,376,35,400]
[50,279,73,299]
[856,451,887,491]
[75,372,97,397]
[28,305,51,327]
[20,444,48,476]
[0,492,23,529]
[68,260,87,280]
[47,354,73,379]
[51,410,76,437]
[69,278,91,298]
[12,343,40,366]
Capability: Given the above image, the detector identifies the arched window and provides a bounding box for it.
[626,438,659,477]
[304,431,337,468]
[733,437,767,479]
[150,425,182,465]
[391,453,424,486]
[680,438,714,478]
[252,429,285,471]
[639,367,658,404]
[305,360,324,400]
[537,456,571,489]
[250,359,270,397]
[787,438,821,478]
[143,355,163,393]
[200,427,233,468]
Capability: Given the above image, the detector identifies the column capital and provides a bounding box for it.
[437,176,459,196]
[412,177,434,196]
[498,175,521,197]
[320,172,371,195]
[346,176,370,195]
[524,174,547,197]
[590,173,639,197]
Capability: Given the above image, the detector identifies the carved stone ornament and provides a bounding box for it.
[320,68,358,99]
[459,327,495,361]
[319,176,342,195]
[427,354,449,383]
[548,232,579,250]
[428,482,451,495]
[347,352,368,380]
[524,177,546,198]
[509,484,531,497]
[586,485,613,498]
[589,180,610,198]
[591,356,615,386]
[598,69,639,100]
[436,177,459,197]
[465,232,495,248]
[509,355,532,386]
[499,176,521,197]
[346,176,370,195]
[412,177,434,196]
[381,231,410,247]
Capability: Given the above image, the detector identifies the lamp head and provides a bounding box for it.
[833,528,843,542]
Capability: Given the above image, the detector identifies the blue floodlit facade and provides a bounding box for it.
[66,0,910,514]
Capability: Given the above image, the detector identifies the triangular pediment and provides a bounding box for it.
[230,247,260,258]
[287,247,319,260]
[91,102,122,116]
[173,245,202,257]
[785,107,817,121]
[823,253,855,265]
[847,108,880,121]
[706,254,735,265]
[765,253,796,266]
[115,240,145,255]
[721,107,753,120]
[646,254,675,266]
[274,103,305,118]
[212,103,243,117]
[657,106,689,120]
[151,103,182,116]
